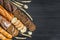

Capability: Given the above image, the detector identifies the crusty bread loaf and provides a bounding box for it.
[0,33,12,40]
[0,27,12,38]
[13,10,36,31]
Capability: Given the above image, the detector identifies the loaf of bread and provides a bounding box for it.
[0,33,12,40]
[13,10,36,31]
[0,27,12,38]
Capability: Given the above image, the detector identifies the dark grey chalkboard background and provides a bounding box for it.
[14,0,60,40]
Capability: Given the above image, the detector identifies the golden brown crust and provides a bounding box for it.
[0,5,13,21]
[0,33,12,40]
[0,27,12,38]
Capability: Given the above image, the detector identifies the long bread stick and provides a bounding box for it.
[0,33,12,40]
[0,27,12,38]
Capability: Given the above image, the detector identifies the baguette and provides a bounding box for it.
[0,33,12,40]
[0,27,12,38]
